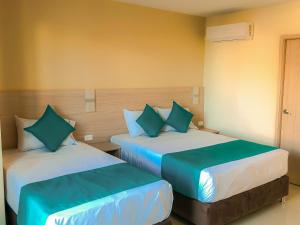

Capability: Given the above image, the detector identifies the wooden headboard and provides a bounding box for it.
[0,87,204,149]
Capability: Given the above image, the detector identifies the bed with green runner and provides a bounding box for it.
[112,129,289,225]
[4,143,173,225]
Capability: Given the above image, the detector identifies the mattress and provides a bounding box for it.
[111,130,288,203]
[3,142,173,225]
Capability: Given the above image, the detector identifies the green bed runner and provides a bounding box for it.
[18,163,161,225]
[161,140,277,200]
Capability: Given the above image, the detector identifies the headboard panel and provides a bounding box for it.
[0,87,203,149]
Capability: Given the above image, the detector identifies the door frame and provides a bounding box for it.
[275,34,300,146]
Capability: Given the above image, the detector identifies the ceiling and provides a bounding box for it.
[115,0,291,16]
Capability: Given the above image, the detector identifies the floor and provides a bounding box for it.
[171,184,300,225]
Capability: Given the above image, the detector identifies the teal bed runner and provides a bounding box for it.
[18,163,161,225]
[161,140,277,200]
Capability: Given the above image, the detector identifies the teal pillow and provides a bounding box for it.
[136,104,164,137]
[24,105,75,152]
[166,101,193,133]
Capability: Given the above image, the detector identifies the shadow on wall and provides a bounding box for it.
[1,0,30,90]
[2,0,204,91]
[1,0,41,132]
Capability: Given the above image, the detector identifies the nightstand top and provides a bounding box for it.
[199,127,220,134]
[89,142,120,152]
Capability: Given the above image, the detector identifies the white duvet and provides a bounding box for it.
[111,130,288,203]
[3,143,173,225]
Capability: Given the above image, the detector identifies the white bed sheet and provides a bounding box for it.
[111,130,289,203]
[3,142,173,225]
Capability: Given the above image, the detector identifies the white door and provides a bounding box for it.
[280,39,300,185]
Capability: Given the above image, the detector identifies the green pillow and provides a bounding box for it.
[24,105,75,152]
[166,101,193,133]
[136,104,165,137]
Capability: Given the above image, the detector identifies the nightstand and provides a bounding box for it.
[199,127,220,134]
[89,142,121,157]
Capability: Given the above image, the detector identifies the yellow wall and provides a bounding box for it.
[5,0,296,145]
[204,0,300,145]
[1,0,205,90]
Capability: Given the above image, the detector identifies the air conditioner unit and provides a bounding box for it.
[206,23,253,42]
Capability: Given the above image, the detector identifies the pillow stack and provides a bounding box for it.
[123,101,194,138]
[16,105,77,152]
[136,104,165,137]
[165,101,193,133]
[156,107,198,132]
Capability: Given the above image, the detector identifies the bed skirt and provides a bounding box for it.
[173,175,289,225]
[5,204,172,225]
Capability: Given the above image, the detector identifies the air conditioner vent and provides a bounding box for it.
[206,23,253,42]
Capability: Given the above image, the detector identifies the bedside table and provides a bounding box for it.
[89,142,121,157]
[199,127,220,134]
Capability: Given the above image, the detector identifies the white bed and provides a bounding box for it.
[111,129,288,203]
[3,142,173,225]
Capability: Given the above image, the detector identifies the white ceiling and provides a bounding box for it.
[115,0,291,16]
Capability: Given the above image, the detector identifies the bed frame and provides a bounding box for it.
[5,204,172,225]
[1,89,288,225]
[172,175,289,225]
[6,177,287,225]
[2,88,186,225]
[0,87,203,150]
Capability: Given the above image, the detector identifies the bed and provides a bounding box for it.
[111,129,289,225]
[3,142,173,225]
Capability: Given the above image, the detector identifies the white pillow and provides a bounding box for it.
[156,107,198,132]
[15,115,77,151]
[123,109,146,137]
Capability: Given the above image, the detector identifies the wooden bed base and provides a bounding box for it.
[156,218,173,225]
[172,175,289,225]
[5,204,172,225]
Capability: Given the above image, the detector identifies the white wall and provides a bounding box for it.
[204,0,300,145]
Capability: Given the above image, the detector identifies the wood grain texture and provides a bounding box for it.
[276,34,300,146]
[280,39,300,185]
[0,87,203,149]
